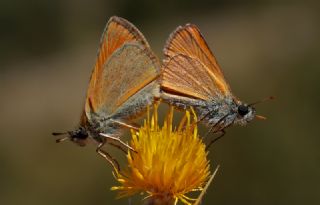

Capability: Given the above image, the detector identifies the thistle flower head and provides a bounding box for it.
[112,105,211,204]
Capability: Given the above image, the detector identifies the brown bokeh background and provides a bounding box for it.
[1,1,319,204]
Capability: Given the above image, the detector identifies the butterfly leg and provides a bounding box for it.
[108,141,128,154]
[110,119,139,131]
[206,129,226,151]
[203,124,216,139]
[96,143,120,171]
[195,110,213,125]
[100,133,136,153]
[203,113,228,139]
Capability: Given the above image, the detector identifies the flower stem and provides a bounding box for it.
[143,195,175,205]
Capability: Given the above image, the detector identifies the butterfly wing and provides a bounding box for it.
[99,43,160,118]
[161,24,231,101]
[84,16,160,120]
[162,54,219,100]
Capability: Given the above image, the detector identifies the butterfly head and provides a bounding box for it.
[234,103,256,126]
[53,126,89,147]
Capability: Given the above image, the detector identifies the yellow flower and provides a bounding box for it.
[112,105,211,205]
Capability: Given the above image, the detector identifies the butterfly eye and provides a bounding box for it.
[69,127,88,140]
[238,105,249,116]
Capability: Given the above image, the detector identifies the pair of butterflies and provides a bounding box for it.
[53,16,266,170]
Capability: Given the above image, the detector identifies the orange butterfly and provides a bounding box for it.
[53,16,160,170]
[161,24,268,146]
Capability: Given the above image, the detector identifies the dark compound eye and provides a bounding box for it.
[70,127,88,140]
[238,105,249,116]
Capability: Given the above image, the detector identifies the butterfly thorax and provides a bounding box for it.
[196,97,236,129]
[84,114,122,144]
[197,97,256,131]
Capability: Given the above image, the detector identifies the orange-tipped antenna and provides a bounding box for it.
[249,96,275,106]
[55,136,70,143]
[52,132,69,143]
[255,115,267,120]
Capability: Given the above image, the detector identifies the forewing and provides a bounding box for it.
[163,24,231,96]
[162,54,222,100]
[85,16,159,117]
[99,43,159,116]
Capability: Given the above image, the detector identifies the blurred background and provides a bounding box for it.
[1,0,319,204]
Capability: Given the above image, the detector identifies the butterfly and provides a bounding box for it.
[53,16,160,170]
[160,24,268,147]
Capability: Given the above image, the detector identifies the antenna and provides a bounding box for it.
[52,132,69,143]
[249,96,275,106]
[55,136,70,143]
[255,115,267,120]
[52,132,67,136]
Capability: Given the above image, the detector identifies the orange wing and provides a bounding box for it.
[162,24,231,99]
[85,16,155,115]
[162,54,221,100]
[98,43,160,115]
